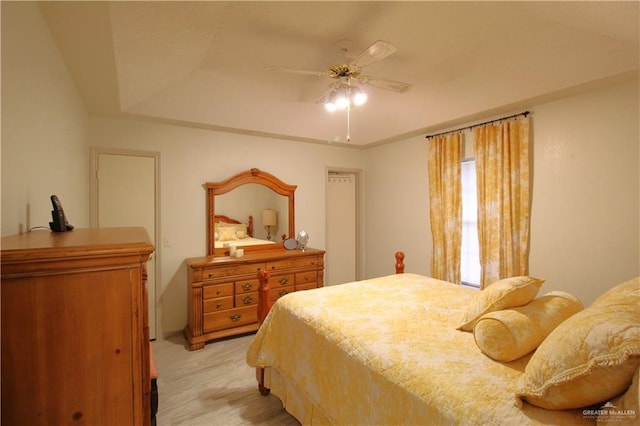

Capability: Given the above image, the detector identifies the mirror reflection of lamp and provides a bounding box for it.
[262,209,277,240]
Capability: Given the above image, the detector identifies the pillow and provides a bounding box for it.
[473,291,583,362]
[596,364,639,425]
[592,277,639,308]
[457,276,545,331]
[516,280,640,410]
[217,226,238,241]
[215,223,248,240]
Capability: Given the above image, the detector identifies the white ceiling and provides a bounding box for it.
[40,1,639,147]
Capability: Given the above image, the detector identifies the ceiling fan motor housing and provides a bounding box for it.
[328,64,361,79]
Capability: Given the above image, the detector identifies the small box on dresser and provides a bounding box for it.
[184,247,325,350]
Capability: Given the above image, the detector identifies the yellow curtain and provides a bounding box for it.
[427,133,462,283]
[474,117,531,288]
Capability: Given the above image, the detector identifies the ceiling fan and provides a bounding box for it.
[266,40,412,107]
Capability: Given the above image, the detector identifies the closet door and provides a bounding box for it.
[326,172,357,285]
[92,150,159,339]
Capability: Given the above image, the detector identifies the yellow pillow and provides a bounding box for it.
[596,364,639,425]
[215,223,249,241]
[592,277,639,308]
[217,227,238,241]
[516,280,640,410]
[457,276,545,331]
[473,291,583,362]
[230,223,248,239]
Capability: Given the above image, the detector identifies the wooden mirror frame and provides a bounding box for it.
[206,168,297,255]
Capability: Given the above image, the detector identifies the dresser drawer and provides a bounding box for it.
[266,256,320,272]
[203,296,234,313]
[296,281,317,292]
[269,285,294,302]
[203,306,257,332]
[295,271,317,285]
[202,262,265,280]
[271,273,294,287]
[235,278,259,293]
[235,292,257,307]
[203,283,233,299]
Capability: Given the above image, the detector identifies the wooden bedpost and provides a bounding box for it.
[256,269,271,395]
[256,367,270,396]
[257,269,271,325]
[395,251,405,274]
[248,215,254,237]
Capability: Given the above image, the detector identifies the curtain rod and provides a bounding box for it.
[425,111,530,139]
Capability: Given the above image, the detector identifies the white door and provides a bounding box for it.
[93,151,158,340]
[326,171,358,285]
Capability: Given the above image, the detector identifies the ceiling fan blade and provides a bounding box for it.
[356,75,412,93]
[265,66,327,77]
[314,89,332,105]
[313,82,340,104]
[350,40,397,69]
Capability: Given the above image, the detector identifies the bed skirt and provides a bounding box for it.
[265,367,333,425]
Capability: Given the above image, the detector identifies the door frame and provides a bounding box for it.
[325,167,364,282]
[90,147,161,339]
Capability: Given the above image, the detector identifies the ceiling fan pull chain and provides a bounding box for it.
[346,106,351,142]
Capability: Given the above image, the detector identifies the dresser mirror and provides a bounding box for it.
[206,168,296,256]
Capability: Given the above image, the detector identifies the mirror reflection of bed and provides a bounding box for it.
[213,214,277,249]
[215,183,289,242]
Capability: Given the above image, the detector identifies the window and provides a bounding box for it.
[461,160,481,286]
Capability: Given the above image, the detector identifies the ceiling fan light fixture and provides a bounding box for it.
[324,82,367,112]
[324,91,338,112]
[335,92,351,109]
[325,102,338,112]
[352,87,367,106]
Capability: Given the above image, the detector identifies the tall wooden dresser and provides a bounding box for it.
[1,227,154,426]
[185,248,324,350]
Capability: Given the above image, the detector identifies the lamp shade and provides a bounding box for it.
[262,209,277,226]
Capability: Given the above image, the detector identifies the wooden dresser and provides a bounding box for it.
[185,247,324,350]
[1,227,154,426]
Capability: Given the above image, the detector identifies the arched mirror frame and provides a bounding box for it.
[206,168,296,256]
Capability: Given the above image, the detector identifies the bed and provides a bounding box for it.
[247,253,640,425]
[213,214,276,249]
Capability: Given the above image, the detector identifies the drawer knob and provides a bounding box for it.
[271,264,276,270]
[279,277,289,285]
[242,296,253,305]
[216,289,222,295]
[230,314,242,322]
[278,290,289,297]
[216,302,222,309]
[242,283,253,291]
[208,272,213,278]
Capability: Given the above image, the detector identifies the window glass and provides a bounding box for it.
[461,160,481,286]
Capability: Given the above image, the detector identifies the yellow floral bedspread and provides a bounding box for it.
[246,273,592,425]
